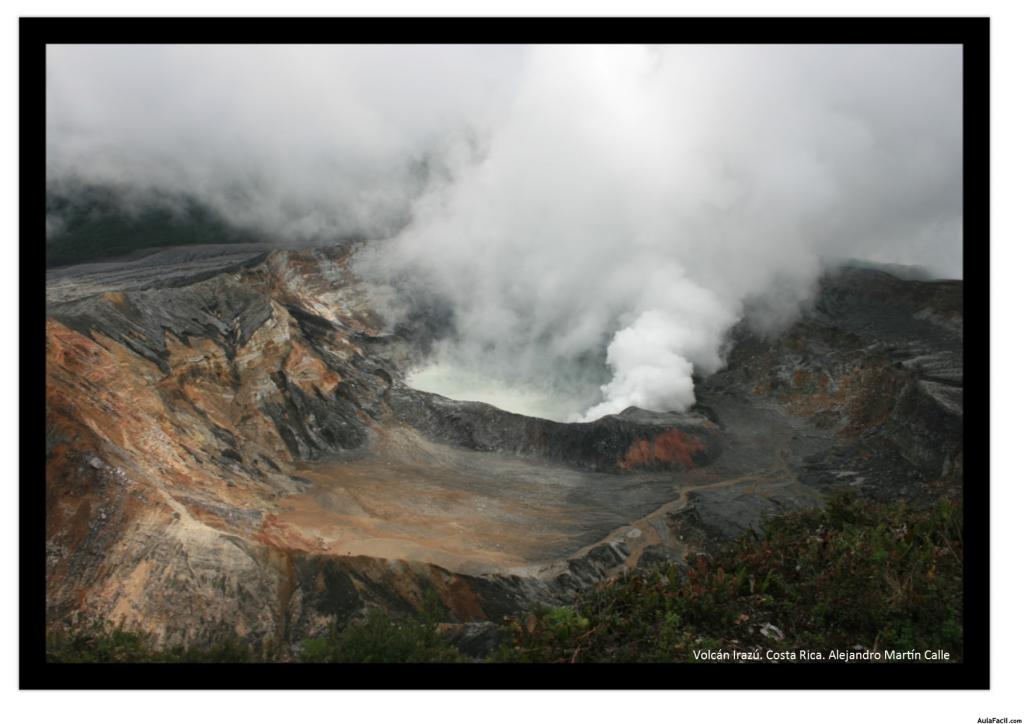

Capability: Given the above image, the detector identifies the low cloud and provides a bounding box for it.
[47,44,963,420]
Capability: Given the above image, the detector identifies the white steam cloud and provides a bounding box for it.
[46,44,963,421]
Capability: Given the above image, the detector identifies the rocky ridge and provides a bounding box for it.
[45,244,962,650]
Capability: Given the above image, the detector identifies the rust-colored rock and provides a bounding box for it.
[44,244,720,650]
[618,429,705,470]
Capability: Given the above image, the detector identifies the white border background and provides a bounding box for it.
[3,1,1020,722]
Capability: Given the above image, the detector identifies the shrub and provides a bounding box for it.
[45,622,261,663]
[497,493,963,663]
[298,606,466,663]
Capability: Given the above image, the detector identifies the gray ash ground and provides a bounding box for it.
[44,243,962,648]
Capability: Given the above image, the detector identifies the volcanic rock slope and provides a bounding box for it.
[44,244,962,648]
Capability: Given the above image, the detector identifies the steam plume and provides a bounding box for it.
[46,44,963,420]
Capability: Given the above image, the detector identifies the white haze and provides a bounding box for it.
[46,45,525,240]
[46,44,963,421]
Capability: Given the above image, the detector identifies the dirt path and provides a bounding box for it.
[562,436,802,580]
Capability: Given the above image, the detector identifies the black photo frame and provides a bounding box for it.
[21,16,989,690]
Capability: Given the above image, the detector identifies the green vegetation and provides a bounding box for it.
[498,492,963,663]
[46,622,259,663]
[298,606,465,663]
[47,595,465,664]
[46,493,962,664]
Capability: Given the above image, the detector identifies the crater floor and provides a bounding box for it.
[44,243,962,648]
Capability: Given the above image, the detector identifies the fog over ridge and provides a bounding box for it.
[46,44,963,420]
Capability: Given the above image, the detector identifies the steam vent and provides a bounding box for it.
[45,244,962,650]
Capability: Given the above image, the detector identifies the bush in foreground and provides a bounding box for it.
[298,607,465,663]
[497,493,963,663]
[46,623,258,663]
